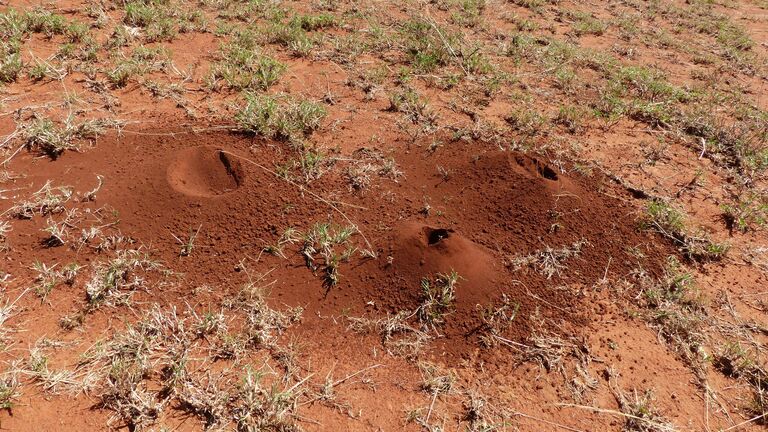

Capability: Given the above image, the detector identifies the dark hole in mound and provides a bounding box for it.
[536,161,558,181]
[218,150,243,186]
[513,155,559,181]
[426,228,453,245]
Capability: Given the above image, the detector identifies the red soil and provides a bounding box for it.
[3,128,671,361]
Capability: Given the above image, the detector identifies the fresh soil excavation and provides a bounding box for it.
[0,0,767,430]
[2,129,672,361]
[0,125,758,431]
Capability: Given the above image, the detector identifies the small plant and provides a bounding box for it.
[42,212,75,247]
[511,0,557,9]
[172,225,201,257]
[639,258,707,375]
[554,66,577,92]
[419,362,455,395]
[263,228,300,258]
[23,116,110,158]
[106,46,170,88]
[0,41,22,83]
[400,19,454,73]
[505,108,546,137]
[11,181,73,219]
[643,257,698,308]
[477,294,519,347]
[389,88,437,128]
[0,220,10,251]
[24,8,67,38]
[85,249,159,306]
[345,148,403,191]
[231,367,305,431]
[713,343,765,382]
[25,344,80,394]
[721,194,768,232]
[236,93,326,144]
[224,279,303,349]
[451,0,486,28]
[613,386,677,432]
[99,365,162,429]
[208,31,286,90]
[418,271,460,328]
[713,343,768,424]
[553,105,586,133]
[571,11,608,36]
[290,13,337,31]
[123,1,178,42]
[178,373,230,428]
[31,261,80,300]
[0,373,19,410]
[643,200,686,238]
[347,311,430,358]
[300,222,357,287]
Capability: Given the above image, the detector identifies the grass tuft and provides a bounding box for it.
[236,93,326,144]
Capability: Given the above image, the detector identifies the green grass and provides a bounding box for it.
[642,200,728,261]
[23,117,109,158]
[643,257,697,308]
[571,11,608,36]
[553,105,586,133]
[388,87,436,127]
[510,0,557,10]
[236,93,326,143]
[505,107,546,137]
[450,0,487,28]
[106,46,171,88]
[209,30,286,90]
[612,65,689,103]
[24,8,68,37]
[400,19,457,73]
[300,222,358,287]
[0,41,22,84]
[0,375,19,410]
[123,1,179,42]
[262,19,315,57]
[713,343,768,424]
[290,13,337,31]
[418,271,460,328]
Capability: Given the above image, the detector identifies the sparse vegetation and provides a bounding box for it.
[509,239,587,279]
[0,0,766,430]
[418,271,459,329]
[613,386,677,432]
[22,116,111,158]
[0,373,19,410]
[642,200,728,261]
[85,249,159,307]
[299,222,358,287]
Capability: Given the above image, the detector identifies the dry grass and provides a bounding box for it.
[0,0,766,430]
[508,239,588,279]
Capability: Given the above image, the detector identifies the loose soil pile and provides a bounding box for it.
[3,129,671,362]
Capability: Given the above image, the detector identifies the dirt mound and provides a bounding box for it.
[340,144,672,360]
[167,146,244,197]
[389,222,501,310]
[2,130,671,362]
[390,223,499,293]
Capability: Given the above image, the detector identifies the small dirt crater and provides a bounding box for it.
[167,146,244,198]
